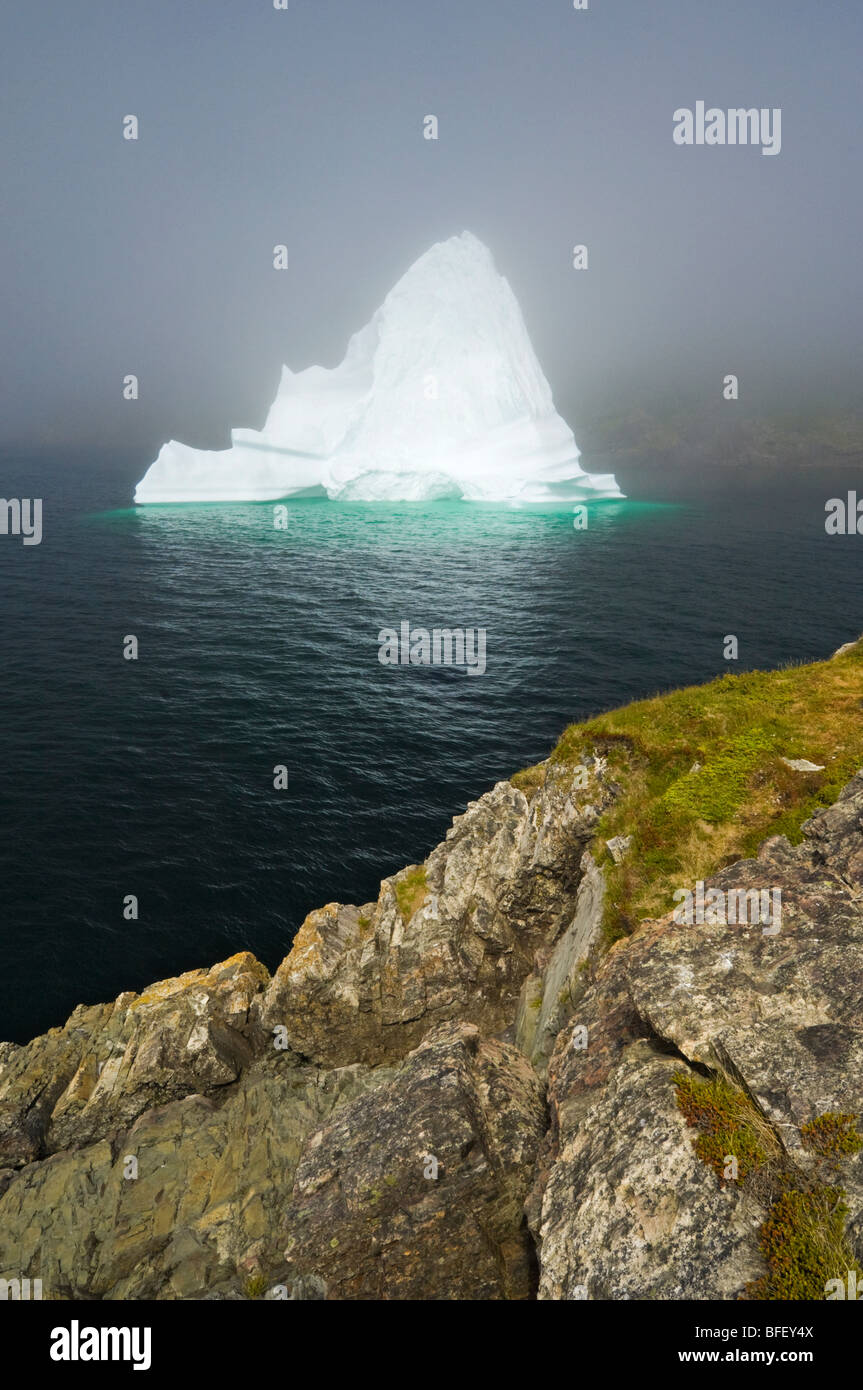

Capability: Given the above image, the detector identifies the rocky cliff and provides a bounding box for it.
[2,647,862,1301]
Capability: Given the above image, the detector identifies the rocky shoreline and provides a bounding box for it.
[1,682,862,1300]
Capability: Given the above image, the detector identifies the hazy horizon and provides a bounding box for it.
[2,0,861,459]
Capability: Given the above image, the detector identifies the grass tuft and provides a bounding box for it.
[244,1274,269,1299]
[674,1072,863,1300]
[521,642,863,942]
[800,1112,863,1160]
[748,1187,863,1301]
[395,866,428,922]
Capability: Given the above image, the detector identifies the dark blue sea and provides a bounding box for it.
[2,451,861,1044]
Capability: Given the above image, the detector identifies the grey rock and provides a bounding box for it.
[516,851,605,1074]
[606,834,633,864]
[256,762,616,1067]
[276,1023,546,1300]
[530,772,863,1299]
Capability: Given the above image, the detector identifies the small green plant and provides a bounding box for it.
[533,643,863,941]
[674,1071,777,1185]
[395,866,428,921]
[675,1072,863,1300]
[800,1112,863,1159]
[746,1187,863,1301]
[510,764,546,797]
[659,727,780,825]
[244,1274,269,1299]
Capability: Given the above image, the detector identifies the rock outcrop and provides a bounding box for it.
[255,760,615,1069]
[275,1024,546,1300]
[1,734,861,1300]
[532,776,863,1299]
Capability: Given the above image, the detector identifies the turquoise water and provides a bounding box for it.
[2,455,862,1042]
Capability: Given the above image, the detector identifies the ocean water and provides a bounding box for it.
[2,452,862,1044]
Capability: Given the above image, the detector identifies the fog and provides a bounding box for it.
[1,0,860,460]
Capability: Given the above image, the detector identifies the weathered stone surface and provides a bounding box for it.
[803,768,863,886]
[530,772,863,1299]
[0,1050,389,1299]
[275,1023,546,1300]
[535,1041,763,1300]
[622,804,863,1136]
[516,850,605,1074]
[0,762,602,1300]
[257,762,614,1067]
[0,1022,543,1301]
[0,1002,111,1169]
[0,953,270,1167]
[606,834,633,863]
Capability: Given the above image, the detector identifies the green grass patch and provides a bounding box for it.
[510,763,547,797]
[395,866,428,922]
[508,642,863,941]
[674,1071,776,1185]
[674,1072,863,1300]
[800,1112,863,1160]
[748,1186,863,1301]
[244,1274,269,1299]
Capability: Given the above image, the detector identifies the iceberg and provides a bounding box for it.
[134,232,622,504]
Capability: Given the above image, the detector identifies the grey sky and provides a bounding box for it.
[1,0,860,453]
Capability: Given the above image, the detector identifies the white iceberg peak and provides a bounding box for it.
[134,232,622,504]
